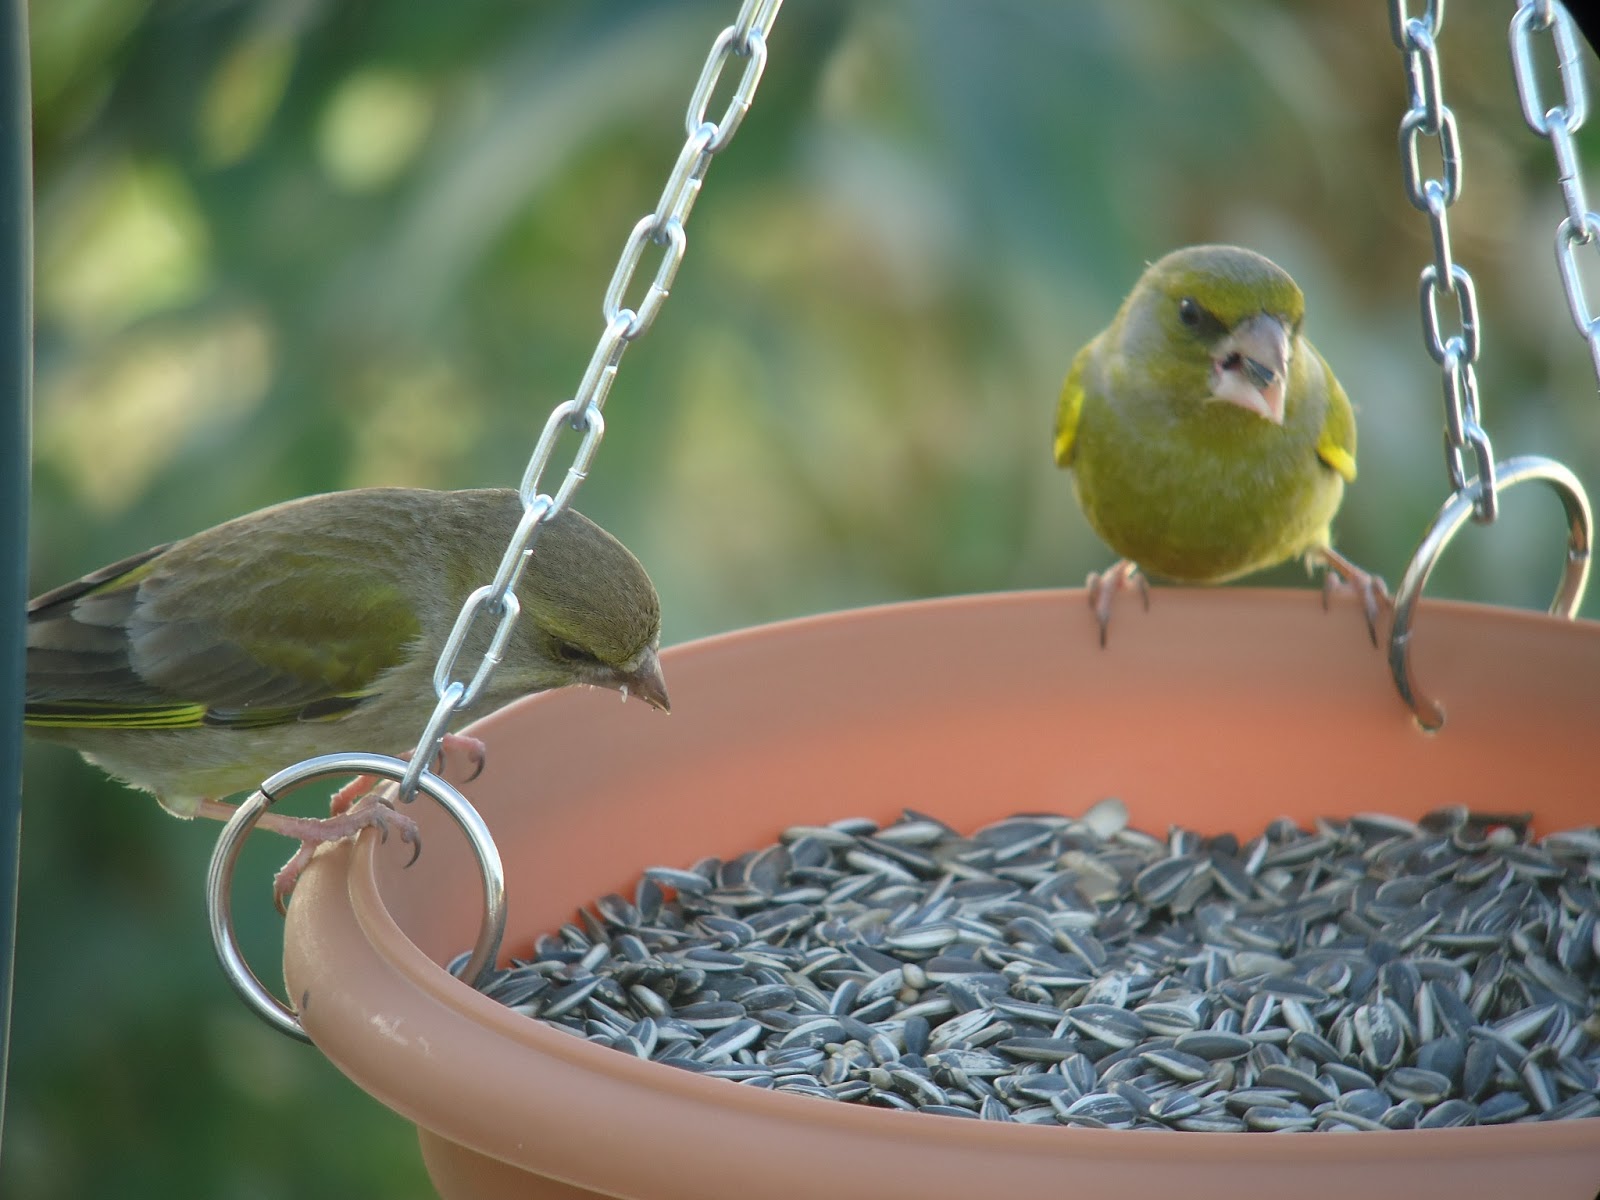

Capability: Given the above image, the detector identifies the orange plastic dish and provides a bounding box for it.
[281,590,1600,1200]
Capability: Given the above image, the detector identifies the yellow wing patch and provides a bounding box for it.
[1054,345,1089,467]
[1313,347,1357,484]
[25,702,209,730]
[1316,437,1356,483]
[25,693,373,731]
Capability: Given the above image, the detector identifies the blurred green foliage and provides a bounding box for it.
[12,1,1600,1196]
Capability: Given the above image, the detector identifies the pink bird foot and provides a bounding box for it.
[197,792,423,912]
[327,731,488,817]
[1315,546,1389,646]
[192,733,482,910]
[1086,558,1148,647]
[269,800,421,914]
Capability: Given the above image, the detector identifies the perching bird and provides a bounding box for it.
[26,487,668,905]
[1053,244,1384,643]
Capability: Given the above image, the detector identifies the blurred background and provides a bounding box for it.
[11,0,1600,1196]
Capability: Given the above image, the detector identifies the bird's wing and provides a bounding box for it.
[26,535,420,731]
[1054,343,1092,468]
[1313,349,1357,484]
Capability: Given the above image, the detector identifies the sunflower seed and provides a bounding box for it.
[1055,1091,1138,1128]
[643,866,713,896]
[1418,1098,1478,1128]
[695,1018,763,1061]
[1175,1113,1248,1132]
[1246,1105,1316,1131]
[1256,1064,1336,1107]
[1134,856,1204,907]
[1140,1047,1212,1083]
[1477,1090,1532,1124]
[1174,1031,1253,1061]
[479,805,1600,1132]
[541,977,602,1018]
[1065,1004,1148,1049]
[1353,1003,1405,1072]
[1546,1093,1600,1120]
[1081,798,1129,839]
[1286,1030,1341,1065]
[1149,1088,1205,1123]
[1386,1066,1453,1105]
[1521,1057,1559,1113]
[1136,998,1207,1036]
[1319,1110,1388,1132]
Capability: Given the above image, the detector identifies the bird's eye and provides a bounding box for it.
[553,640,591,663]
[1177,297,1203,328]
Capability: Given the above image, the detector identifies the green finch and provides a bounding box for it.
[26,487,667,904]
[1053,244,1384,643]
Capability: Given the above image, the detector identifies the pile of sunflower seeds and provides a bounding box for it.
[468,801,1600,1131]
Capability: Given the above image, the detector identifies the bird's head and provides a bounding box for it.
[505,508,668,711]
[1128,244,1305,426]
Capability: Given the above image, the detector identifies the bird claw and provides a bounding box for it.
[1085,560,1145,647]
[270,799,423,913]
[1316,547,1390,646]
[368,801,424,867]
[327,771,381,818]
[272,844,315,916]
[440,732,488,784]
[325,733,487,817]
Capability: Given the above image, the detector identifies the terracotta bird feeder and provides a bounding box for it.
[274,588,1600,1200]
[196,5,1600,1196]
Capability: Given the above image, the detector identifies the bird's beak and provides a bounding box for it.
[1209,313,1289,425]
[616,648,671,712]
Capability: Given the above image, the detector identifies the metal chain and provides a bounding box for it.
[1383,0,1596,728]
[1390,0,1498,524]
[393,0,785,800]
[1511,1,1600,388]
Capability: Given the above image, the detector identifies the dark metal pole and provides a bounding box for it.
[1569,1,1600,64]
[0,0,31,1151]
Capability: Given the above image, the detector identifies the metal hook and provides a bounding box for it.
[206,752,507,1044]
[1388,455,1592,730]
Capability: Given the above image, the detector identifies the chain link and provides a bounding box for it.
[1389,0,1499,522]
[392,0,785,800]
[1511,1,1600,387]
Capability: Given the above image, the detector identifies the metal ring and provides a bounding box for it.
[1388,455,1592,731]
[206,751,507,1044]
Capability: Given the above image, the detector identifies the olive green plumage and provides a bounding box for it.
[1055,244,1358,584]
[26,488,666,816]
